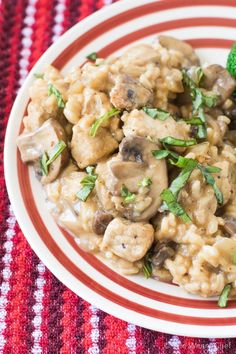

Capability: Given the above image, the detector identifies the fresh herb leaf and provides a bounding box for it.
[89,108,120,137]
[185,118,203,125]
[86,166,95,175]
[160,136,197,147]
[121,184,136,203]
[182,69,218,139]
[160,189,191,223]
[202,93,218,108]
[143,250,153,279]
[169,158,198,198]
[77,168,98,202]
[152,150,170,160]
[204,165,221,174]
[34,73,44,79]
[76,185,94,202]
[233,252,236,265]
[39,141,66,176]
[227,43,236,78]
[143,107,170,121]
[48,84,65,108]
[46,141,66,166]
[138,177,152,188]
[86,52,97,62]
[198,165,223,205]
[40,152,49,176]
[218,284,232,308]
[195,67,204,85]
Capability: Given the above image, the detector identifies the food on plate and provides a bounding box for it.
[17,35,236,306]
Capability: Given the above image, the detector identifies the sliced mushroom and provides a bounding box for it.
[110,74,152,110]
[159,35,200,67]
[222,216,236,237]
[202,64,236,103]
[92,210,113,235]
[17,118,69,184]
[97,136,168,221]
[101,217,154,262]
[151,241,177,268]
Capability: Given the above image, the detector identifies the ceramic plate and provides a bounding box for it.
[4,0,236,338]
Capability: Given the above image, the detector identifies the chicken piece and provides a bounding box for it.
[101,217,154,262]
[110,75,152,110]
[159,35,200,68]
[203,64,236,104]
[96,136,168,221]
[71,124,118,169]
[122,109,190,141]
[17,119,69,184]
[118,44,159,67]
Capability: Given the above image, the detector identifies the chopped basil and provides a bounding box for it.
[46,141,66,166]
[233,252,236,265]
[197,165,223,205]
[39,141,66,176]
[48,84,65,108]
[143,252,153,279]
[185,118,203,126]
[89,108,120,137]
[121,184,136,203]
[34,73,44,79]
[77,167,97,202]
[218,284,232,308]
[86,52,97,62]
[138,177,152,188]
[86,166,95,175]
[143,107,170,121]
[152,150,170,160]
[169,159,198,198]
[195,67,204,86]
[203,165,221,174]
[40,152,49,176]
[160,189,191,223]
[203,94,218,108]
[182,69,218,139]
[160,136,197,147]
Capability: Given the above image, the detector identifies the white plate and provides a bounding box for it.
[4,0,236,338]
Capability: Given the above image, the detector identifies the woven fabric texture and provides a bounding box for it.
[0,0,236,353]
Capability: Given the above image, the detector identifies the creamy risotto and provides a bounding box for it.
[17,36,236,306]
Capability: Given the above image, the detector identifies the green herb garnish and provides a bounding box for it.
[227,43,236,78]
[218,284,232,308]
[40,141,66,176]
[121,184,136,203]
[48,84,65,108]
[34,73,44,79]
[76,166,97,202]
[86,52,97,62]
[185,118,203,126]
[182,69,218,139]
[197,165,223,205]
[161,189,191,223]
[89,108,120,137]
[143,107,170,121]
[40,152,49,176]
[160,136,197,147]
[169,158,198,198]
[46,141,66,166]
[152,150,170,160]
[138,177,152,188]
[143,250,153,278]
